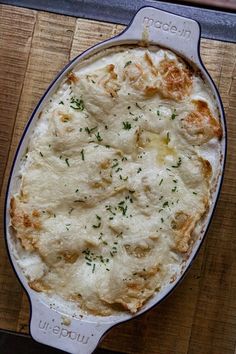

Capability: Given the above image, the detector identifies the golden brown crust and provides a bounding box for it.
[59,113,72,123]
[99,64,120,97]
[28,279,50,292]
[66,71,78,84]
[183,100,222,143]
[159,58,192,101]
[171,211,195,253]
[144,86,159,97]
[144,52,158,76]
[10,196,40,251]
[199,157,212,181]
[60,251,78,264]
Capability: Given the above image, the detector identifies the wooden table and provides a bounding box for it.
[0,4,236,354]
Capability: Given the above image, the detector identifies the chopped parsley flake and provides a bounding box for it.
[95,132,103,142]
[112,161,119,168]
[137,167,142,174]
[115,167,122,173]
[92,264,96,273]
[92,222,101,229]
[106,205,116,215]
[85,126,97,134]
[70,97,84,111]
[59,101,64,105]
[68,207,74,215]
[123,121,132,130]
[193,191,198,195]
[65,158,70,167]
[118,201,128,216]
[172,186,177,192]
[172,157,182,168]
[135,102,144,109]
[39,151,44,157]
[166,132,170,144]
[159,178,163,185]
[163,201,169,208]
[171,110,177,120]
[124,60,132,68]
[80,149,85,161]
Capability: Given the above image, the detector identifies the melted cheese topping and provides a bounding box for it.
[10,46,222,315]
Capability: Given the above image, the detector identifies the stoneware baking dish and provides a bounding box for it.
[4,6,226,354]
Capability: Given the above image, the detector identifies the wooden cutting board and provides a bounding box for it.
[0,4,236,354]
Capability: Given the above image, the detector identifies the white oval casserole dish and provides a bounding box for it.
[4,6,226,354]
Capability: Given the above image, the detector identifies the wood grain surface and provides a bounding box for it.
[0,5,236,354]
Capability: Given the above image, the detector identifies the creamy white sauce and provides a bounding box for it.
[11,46,222,316]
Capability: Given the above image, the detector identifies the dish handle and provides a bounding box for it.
[119,6,201,64]
[29,294,112,354]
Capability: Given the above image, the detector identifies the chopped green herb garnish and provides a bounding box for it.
[92,222,101,229]
[171,110,177,120]
[80,149,85,161]
[96,215,101,220]
[135,102,143,109]
[124,60,132,68]
[39,151,44,157]
[105,125,108,130]
[118,203,128,216]
[106,205,116,215]
[157,110,160,116]
[172,186,177,192]
[159,178,163,185]
[59,101,64,105]
[68,207,74,214]
[172,157,182,168]
[92,264,96,273]
[85,126,97,134]
[122,121,132,130]
[163,201,169,208]
[112,162,119,168]
[161,217,164,223]
[193,191,198,195]
[115,167,122,173]
[137,167,142,174]
[75,189,79,193]
[65,158,70,167]
[166,132,170,144]
[70,97,84,111]
[95,132,103,142]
